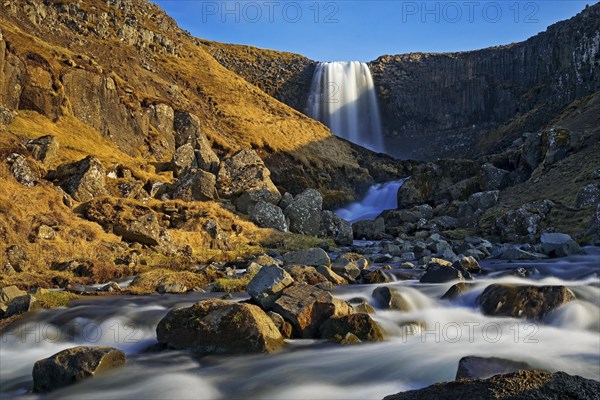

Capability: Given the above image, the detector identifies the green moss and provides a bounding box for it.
[36,291,80,308]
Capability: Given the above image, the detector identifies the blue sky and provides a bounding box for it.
[153,1,594,61]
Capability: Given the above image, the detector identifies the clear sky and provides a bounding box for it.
[153,1,594,61]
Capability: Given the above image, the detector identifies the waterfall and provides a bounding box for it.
[336,179,406,223]
[306,61,384,153]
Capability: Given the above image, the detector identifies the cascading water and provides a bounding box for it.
[306,61,384,153]
[336,179,406,223]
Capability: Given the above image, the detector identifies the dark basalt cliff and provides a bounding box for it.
[370,3,600,160]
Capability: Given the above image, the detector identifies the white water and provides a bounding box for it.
[306,61,385,153]
[336,179,406,223]
[1,249,599,399]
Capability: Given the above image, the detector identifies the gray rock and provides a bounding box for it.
[26,135,59,166]
[331,257,363,282]
[319,314,384,342]
[420,263,464,283]
[7,153,41,187]
[478,284,575,319]
[284,189,323,236]
[468,191,499,211]
[234,188,280,214]
[250,201,288,232]
[33,346,126,393]
[246,265,294,309]
[170,144,197,178]
[372,287,411,311]
[441,282,474,300]
[4,246,29,272]
[55,156,108,202]
[540,232,584,257]
[497,246,547,260]
[5,294,42,317]
[352,217,386,240]
[278,192,293,209]
[320,210,353,245]
[172,169,218,201]
[267,311,293,338]
[576,183,600,208]
[456,356,533,380]
[156,282,187,294]
[173,111,219,172]
[156,299,284,353]
[480,163,510,191]
[284,247,330,267]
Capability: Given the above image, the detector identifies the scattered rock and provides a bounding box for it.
[480,163,510,191]
[55,156,108,202]
[271,284,352,338]
[4,246,29,272]
[7,153,41,187]
[372,287,411,311]
[173,111,220,172]
[467,191,499,211]
[420,263,464,283]
[353,217,385,240]
[453,256,481,274]
[267,311,293,338]
[32,346,126,393]
[5,294,42,317]
[478,284,575,319]
[234,188,280,214]
[316,265,348,285]
[156,282,187,294]
[0,285,27,304]
[36,225,56,240]
[441,282,474,300]
[246,265,294,309]
[250,200,288,232]
[362,269,391,284]
[170,144,197,178]
[172,169,218,201]
[26,135,59,166]
[156,299,284,354]
[284,247,330,267]
[284,265,328,285]
[348,297,376,314]
[456,356,533,380]
[320,210,353,245]
[203,219,232,251]
[284,189,323,236]
[540,232,584,257]
[100,282,121,292]
[319,314,384,342]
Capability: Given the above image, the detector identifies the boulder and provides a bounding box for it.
[372,287,411,311]
[353,217,385,240]
[316,265,348,285]
[173,111,219,172]
[497,246,547,260]
[5,294,42,317]
[271,284,352,338]
[284,189,323,236]
[216,149,280,203]
[267,311,293,339]
[250,201,288,232]
[6,153,41,187]
[362,269,391,284]
[246,265,294,309]
[348,298,376,314]
[494,200,554,242]
[331,258,363,282]
[32,346,126,393]
[441,282,474,300]
[170,144,197,178]
[397,179,424,208]
[156,300,284,353]
[36,225,56,240]
[319,314,384,342]
[26,135,59,166]
[203,219,232,251]
[456,356,533,380]
[234,188,280,214]
[478,284,575,319]
[467,191,499,211]
[0,285,27,304]
[540,232,584,257]
[320,210,353,245]
[284,248,330,267]
[382,370,600,400]
[156,282,187,294]
[55,156,108,202]
[284,265,328,285]
[453,256,481,274]
[576,183,600,208]
[480,163,510,191]
[420,264,464,283]
[278,192,293,210]
[172,169,218,201]
[4,246,29,272]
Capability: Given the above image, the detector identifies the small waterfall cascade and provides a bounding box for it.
[306,61,384,153]
[335,179,406,223]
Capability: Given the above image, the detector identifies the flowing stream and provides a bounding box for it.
[1,248,599,399]
[336,180,405,223]
[306,61,384,153]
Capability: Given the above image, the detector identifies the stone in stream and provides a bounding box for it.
[361,269,391,284]
[540,232,584,257]
[455,356,533,380]
[271,283,352,338]
[319,314,384,342]
[32,346,126,393]
[441,282,475,300]
[156,300,284,354]
[267,311,293,339]
[5,294,42,317]
[348,297,376,314]
[382,370,600,400]
[246,265,294,309]
[284,247,330,267]
[478,284,575,319]
[316,265,348,285]
[420,263,464,283]
[283,265,328,285]
[156,282,187,294]
[372,287,411,311]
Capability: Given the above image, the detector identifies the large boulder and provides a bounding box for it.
[173,111,219,172]
[156,300,284,354]
[480,163,510,191]
[396,179,424,208]
[383,370,600,400]
[478,284,575,319]
[540,232,584,257]
[284,265,329,285]
[6,153,42,187]
[467,191,499,211]
[55,156,109,202]
[372,287,411,311]
[170,144,197,178]
[5,294,42,317]
[250,201,288,232]
[494,200,554,242]
[576,183,600,208]
[216,149,280,203]
[284,189,323,236]
[319,314,384,342]
[246,265,294,309]
[456,356,533,380]
[234,188,280,214]
[353,217,386,240]
[284,248,330,267]
[320,210,353,245]
[271,284,353,338]
[420,263,464,283]
[172,169,218,201]
[32,346,126,393]
[26,135,59,166]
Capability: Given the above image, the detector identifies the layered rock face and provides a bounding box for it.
[370,4,600,160]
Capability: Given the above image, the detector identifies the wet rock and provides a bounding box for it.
[331,257,363,282]
[320,210,353,245]
[284,265,328,285]
[172,169,218,201]
[362,269,391,284]
[32,346,126,393]
[271,284,352,338]
[319,314,384,342]
[284,248,330,267]
[100,282,121,292]
[576,183,600,208]
[496,246,547,260]
[156,282,187,294]
[217,149,280,204]
[456,356,533,380]
[540,232,584,257]
[170,144,196,178]
[480,163,510,191]
[0,285,27,304]
[5,294,41,317]
[7,153,41,187]
[383,370,600,400]
[339,332,363,345]
[397,179,424,208]
[478,284,575,319]
[267,311,293,339]
[441,282,475,300]
[453,256,481,274]
[348,297,376,314]
[4,246,29,272]
[26,135,59,166]
[250,201,288,232]
[284,189,322,236]
[316,265,348,285]
[55,156,108,202]
[156,300,284,353]
[246,265,294,309]
[372,286,411,311]
[173,111,219,172]
[420,263,464,283]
